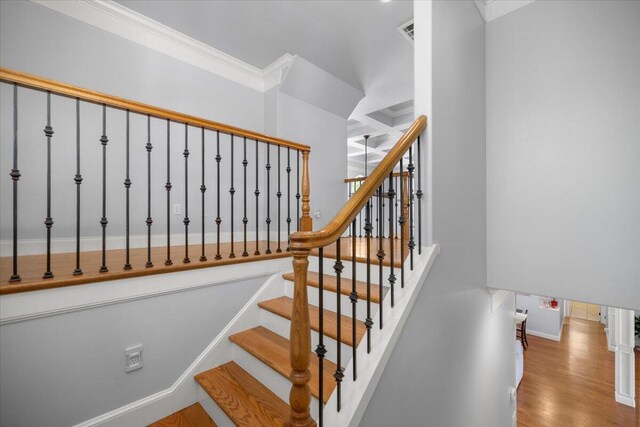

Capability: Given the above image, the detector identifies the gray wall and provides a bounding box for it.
[516,293,564,339]
[360,2,515,426]
[0,275,266,427]
[486,0,640,310]
[0,0,273,248]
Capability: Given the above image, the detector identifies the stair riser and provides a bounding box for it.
[309,256,404,286]
[197,388,235,427]
[283,280,379,322]
[259,309,354,366]
[231,344,321,419]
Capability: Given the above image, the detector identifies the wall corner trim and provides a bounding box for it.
[488,287,514,312]
[30,0,293,92]
[473,0,536,23]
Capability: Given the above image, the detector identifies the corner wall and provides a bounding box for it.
[360,2,515,426]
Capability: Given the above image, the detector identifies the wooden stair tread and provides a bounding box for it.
[229,326,336,403]
[259,296,366,347]
[149,402,217,427]
[283,271,381,304]
[195,361,288,427]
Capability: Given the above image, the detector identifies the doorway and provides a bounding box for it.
[568,300,601,322]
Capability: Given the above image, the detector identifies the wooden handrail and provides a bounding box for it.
[0,67,310,152]
[286,115,426,426]
[291,115,426,250]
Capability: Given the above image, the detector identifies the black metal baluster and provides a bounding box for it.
[265,143,272,254]
[417,136,423,254]
[395,176,399,239]
[387,173,396,307]
[399,159,405,288]
[183,124,191,263]
[364,192,373,352]
[165,119,172,266]
[334,239,344,411]
[123,110,132,270]
[350,219,358,380]
[286,147,291,251]
[42,92,55,279]
[358,205,362,238]
[99,104,109,273]
[9,84,21,282]
[145,115,153,267]
[254,139,260,255]
[73,98,83,275]
[377,185,384,329]
[348,183,352,238]
[276,146,282,253]
[229,134,236,258]
[242,137,248,257]
[200,127,207,262]
[408,146,415,270]
[296,150,300,231]
[315,247,326,427]
[215,131,222,260]
[381,181,385,239]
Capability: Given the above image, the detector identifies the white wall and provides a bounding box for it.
[0,274,267,427]
[0,0,275,249]
[516,293,564,340]
[486,0,640,310]
[360,2,515,426]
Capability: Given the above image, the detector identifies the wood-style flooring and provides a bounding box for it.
[518,317,639,426]
[149,402,217,427]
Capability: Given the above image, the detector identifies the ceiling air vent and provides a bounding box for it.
[398,19,414,44]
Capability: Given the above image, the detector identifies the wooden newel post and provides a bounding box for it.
[288,248,315,427]
[300,150,312,232]
[402,172,409,243]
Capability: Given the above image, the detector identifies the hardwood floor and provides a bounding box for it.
[149,402,217,427]
[0,241,289,295]
[517,317,639,426]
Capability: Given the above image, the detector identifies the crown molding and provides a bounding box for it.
[473,0,536,23]
[31,0,292,92]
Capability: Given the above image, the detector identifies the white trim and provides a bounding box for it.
[473,0,536,23]
[72,271,286,427]
[526,329,562,342]
[30,0,292,92]
[0,258,290,325]
[615,393,636,408]
[488,288,514,312]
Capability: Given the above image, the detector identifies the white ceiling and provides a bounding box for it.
[115,0,414,96]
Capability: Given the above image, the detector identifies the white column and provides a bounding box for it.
[608,307,617,352]
[614,308,636,407]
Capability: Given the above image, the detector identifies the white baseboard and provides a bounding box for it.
[615,392,636,408]
[72,271,287,427]
[526,329,562,342]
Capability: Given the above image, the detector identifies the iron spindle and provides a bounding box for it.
[377,185,384,329]
[296,150,300,231]
[381,181,385,239]
[242,137,248,257]
[334,239,345,411]
[365,195,374,353]
[73,98,83,275]
[43,92,55,279]
[276,146,282,253]
[315,247,326,427]
[215,131,222,260]
[165,119,173,266]
[254,139,260,255]
[350,219,358,380]
[123,110,132,270]
[359,206,362,238]
[399,159,405,288]
[229,134,236,258]
[387,173,396,307]
[99,104,109,273]
[395,176,399,239]
[408,146,415,270]
[183,124,191,263]
[286,147,291,251]
[145,115,153,267]
[417,136,423,254]
[265,143,272,254]
[348,183,352,237]
[10,84,21,282]
[200,127,207,261]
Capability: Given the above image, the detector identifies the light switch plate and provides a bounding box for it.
[125,344,143,373]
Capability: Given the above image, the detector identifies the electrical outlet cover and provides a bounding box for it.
[125,344,143,373]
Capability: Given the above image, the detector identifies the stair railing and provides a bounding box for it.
[0,67,312,291]
[287,115,426,426]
